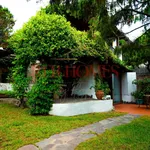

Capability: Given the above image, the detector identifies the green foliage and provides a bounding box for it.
[8,13,77,107]
[27,70,63,115]
[131,77,150,100]
[70,30,111,60]
[131,90,144,99]
[94,74,103,91]
[11,59,31,107]
[44,0,150,43]
[0,90,15,98]
[43,0,150,72]
[0,5,15,48]
[9,11,111,60]
[101,81,111,96]
[8,11,114,109]
[9,13,77,58]
[119,39,126,46]
[44,0,104,23]
[115,30,150,72]
[12,73,30,100]
[109,0,150,30]
[92,74,110,95]
[0,103,124,150]
[45,1,119,45]
[132,78,150,94]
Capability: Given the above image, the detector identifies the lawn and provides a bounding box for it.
[0,103,124,150]
[76,116,150,150]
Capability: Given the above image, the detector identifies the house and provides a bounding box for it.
[28,48,136,116]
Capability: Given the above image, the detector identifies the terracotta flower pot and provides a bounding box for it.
[96,90,104,100]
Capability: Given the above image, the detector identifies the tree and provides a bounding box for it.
[9,12,77,60]
[9,11,113,108]
[42,0,119,43]
[27,70,63,115]
[31,0,150,34]
[27,0,150,74]
[115,30,150,72]
[0,5,15,48]
[9,13,78,107]
[109,0,150,34]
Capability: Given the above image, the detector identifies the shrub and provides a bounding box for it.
[27,70,63,115]
[131,90,144,99]
[12,66,31,107]
[132,78,150,94]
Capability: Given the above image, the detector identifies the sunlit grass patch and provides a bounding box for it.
[0,103,124,150]
[76,116,150,150]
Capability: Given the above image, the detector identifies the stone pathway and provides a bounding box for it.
[18,114,140,150]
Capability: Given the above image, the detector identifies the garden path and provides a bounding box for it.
[18,114,140,150]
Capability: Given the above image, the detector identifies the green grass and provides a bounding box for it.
[0,103,124,150]
[76,116,150,150]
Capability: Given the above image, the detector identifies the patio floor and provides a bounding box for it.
[115,103,150,116]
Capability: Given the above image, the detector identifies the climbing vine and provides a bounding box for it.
[8,11,115,112]
[27,70,63,115]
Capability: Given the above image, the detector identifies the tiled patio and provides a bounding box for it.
[115,103,150,116]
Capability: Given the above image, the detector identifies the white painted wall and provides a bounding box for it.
[122,72,137,102]
[0,83,12,91]
[72,62,99,99]
[0,83,33,91]
[112,39,117,48]
[49,100,113,116]
[72,74,96,98]
[112,39,122,60]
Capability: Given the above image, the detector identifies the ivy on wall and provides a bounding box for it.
[8,11,122,113]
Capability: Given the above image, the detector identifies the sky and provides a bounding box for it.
[0,0,144,41]
[118,22,144,41]
[0,0,49,30]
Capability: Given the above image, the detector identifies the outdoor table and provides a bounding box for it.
[144,95,150,108]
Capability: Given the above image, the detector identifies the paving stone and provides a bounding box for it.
[54,139,63,144]
[42,144,55,150]
[53,144,70,150]
[18,145,39,150]
[36,138,56,149]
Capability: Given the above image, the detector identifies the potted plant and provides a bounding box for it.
[101,81,110,97]
[131,90,144,106]
[95,74,104,99]
[91,74,110,100]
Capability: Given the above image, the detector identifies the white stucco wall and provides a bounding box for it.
[72,62,99,99]
[122,72,137,102]
[49,100,113,116]
[112,39,117,48]
[72,74,96,99]
[0,83,12,91]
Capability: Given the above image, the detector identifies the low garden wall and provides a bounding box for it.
[0,83,12,91]
[49,100,113,116]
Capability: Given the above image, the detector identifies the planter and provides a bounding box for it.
[96,90,104,100]
[136,99,143,105]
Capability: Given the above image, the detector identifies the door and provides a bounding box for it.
[112,74,121,103]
